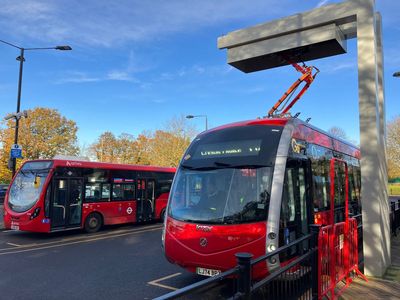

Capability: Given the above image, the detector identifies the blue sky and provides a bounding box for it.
[0,0,399,147]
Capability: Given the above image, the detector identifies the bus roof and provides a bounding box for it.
[198,117,360,159]
[23,159,176,173]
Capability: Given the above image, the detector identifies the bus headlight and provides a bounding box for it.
[30,207,41,220]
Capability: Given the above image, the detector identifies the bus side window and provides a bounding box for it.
[85,183,101,202]
[102,184,111,201]
[312,158,330,212]
[111,183,135,201]
[281,168,295,224]
[112,184,124,201]
[334,163,346,222]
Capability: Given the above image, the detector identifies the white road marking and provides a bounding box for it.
[148,272,182,291]
[0,224,162,251]
[6,242,21,247]
[0,227,161,255]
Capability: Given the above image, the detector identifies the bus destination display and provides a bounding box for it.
[193,139,261,159]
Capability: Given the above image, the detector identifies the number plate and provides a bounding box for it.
[196,267,221,277]
[11,224,19,230]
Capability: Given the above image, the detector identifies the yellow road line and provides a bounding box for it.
[0,227,161,256]
[0,224,162,251]
[148,272,182,291]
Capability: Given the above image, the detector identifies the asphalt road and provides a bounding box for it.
[0,223,229,300]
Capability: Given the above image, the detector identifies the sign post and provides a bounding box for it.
[10,144,23,159]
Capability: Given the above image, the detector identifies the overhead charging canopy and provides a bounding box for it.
[221,23,347,73]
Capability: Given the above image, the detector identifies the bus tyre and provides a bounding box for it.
[160,209,166,223]
[84,213,102,233]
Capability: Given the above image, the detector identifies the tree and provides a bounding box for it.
[89,115,197,167]
[147,130,191,167]
[89,132,140,164]
[387,115,400,179]
[0,107,79,183]
[328,126,348,140]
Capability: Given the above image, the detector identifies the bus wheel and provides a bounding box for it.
[84,213,102,233]
[160,209,166,223]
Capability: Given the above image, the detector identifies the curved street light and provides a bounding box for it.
[186,114,208,131]
[393,71,400,77]
[0,39,72,176]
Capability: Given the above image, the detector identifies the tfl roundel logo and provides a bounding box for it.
[199,237,208,247]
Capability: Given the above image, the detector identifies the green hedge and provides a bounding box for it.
[389,184,400,196]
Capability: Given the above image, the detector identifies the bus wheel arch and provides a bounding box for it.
[84,212,103,233]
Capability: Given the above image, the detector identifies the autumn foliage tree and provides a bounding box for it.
[387,115,400,179]
[89,132,140,164]
[89,115,195,167]
[0,107,79,182]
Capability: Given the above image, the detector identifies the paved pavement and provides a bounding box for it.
[340,234,400,300]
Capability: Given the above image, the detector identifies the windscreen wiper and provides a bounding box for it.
[214,161,231,167]
[180,164,219,171]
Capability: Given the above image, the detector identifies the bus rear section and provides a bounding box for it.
[4,159,175,233]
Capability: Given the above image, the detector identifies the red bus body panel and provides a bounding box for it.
[164,218,267,277]
[3,208,51,233]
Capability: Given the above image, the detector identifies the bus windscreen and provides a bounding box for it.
[8,161,53,212]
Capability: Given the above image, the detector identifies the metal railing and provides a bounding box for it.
[154,226,320,300]
[391,199,400,236]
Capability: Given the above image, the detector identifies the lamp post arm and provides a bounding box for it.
[25,47,57,50]
[0,39,21,49]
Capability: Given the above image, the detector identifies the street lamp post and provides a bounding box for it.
[186,114,208,131]
[0,40,72,176]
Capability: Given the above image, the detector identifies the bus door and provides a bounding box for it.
[136,179,155,221]
[329,158,349,225]
[280,159,311,258]
[51,178,83,229]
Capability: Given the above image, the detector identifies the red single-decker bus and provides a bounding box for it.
[4,159,175,233]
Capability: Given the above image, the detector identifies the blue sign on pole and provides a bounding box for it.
[10,144,23,159]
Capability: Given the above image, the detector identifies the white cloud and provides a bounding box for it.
[329,62,355,72]
[316,0,330,8]
[107,70,138,82]
[54,69,142,84]
[55,71,101,84]
[0,0,286,48]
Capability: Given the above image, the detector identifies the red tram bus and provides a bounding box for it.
[3,159,175,233]
[163,117,361,278]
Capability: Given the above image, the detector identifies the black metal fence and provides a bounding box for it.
[154,226,320,300]
[391,198,400,236]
